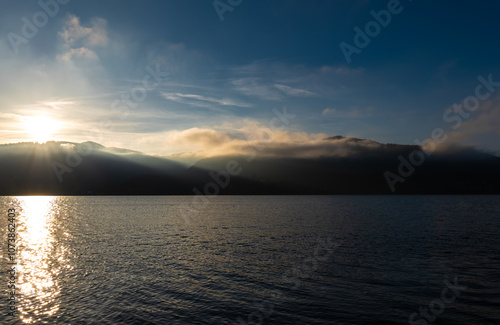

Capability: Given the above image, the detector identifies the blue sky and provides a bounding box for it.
[1,0,499,157]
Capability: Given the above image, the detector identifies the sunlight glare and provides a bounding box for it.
[24,116,61,143]
[15,196,67,323]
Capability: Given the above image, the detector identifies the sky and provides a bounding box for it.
[1,0,500,158]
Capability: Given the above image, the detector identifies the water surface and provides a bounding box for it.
[1,195,499,324]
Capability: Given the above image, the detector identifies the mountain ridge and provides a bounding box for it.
[0,139,498,195]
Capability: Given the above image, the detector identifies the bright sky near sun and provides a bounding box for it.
[1,0,499,156]
[23,116,62,143]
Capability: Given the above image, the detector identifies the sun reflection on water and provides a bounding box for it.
[15,196,69,324]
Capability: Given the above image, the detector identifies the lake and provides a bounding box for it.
[1,195,499,324]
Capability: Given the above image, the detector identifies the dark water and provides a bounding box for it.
[1,195,499,324]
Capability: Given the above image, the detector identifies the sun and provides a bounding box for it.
[24,116,61,143]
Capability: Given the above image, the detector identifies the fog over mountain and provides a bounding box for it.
[0,137,499,195]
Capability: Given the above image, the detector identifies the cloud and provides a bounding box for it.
[132,119,383,162]
[39,100,76,110]
[229,61,365,103]
[59,47,99,62]
[441,96,500,150]
[273,84,315,97]
[231,78,282,101]
[322,106,373,118]
[57,15,109,63]
[59,15,109,47]
[322,108,336,116]
[133,127,234,157]
[161,92,252,108]
[183,130,229,147]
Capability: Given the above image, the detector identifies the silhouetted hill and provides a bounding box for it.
[191,139,500,194]
[0,139,499,195]
[0,141,283,195]
[0,141,188,194]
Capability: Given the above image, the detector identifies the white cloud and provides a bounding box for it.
[59,15,108,47]
[231,78,282,101]
[273,84,315,97]
[131,119,384,161]
[57,15,109,63]
[59,47,98,62]
[229,61,364,102]
[161,92,252,109]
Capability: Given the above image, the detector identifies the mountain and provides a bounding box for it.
[189,137,500,194]
[0,141,185,195]
[0,141,282,195]
[0,139,499,195]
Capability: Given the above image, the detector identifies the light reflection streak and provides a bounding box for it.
[15,196,69,324]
